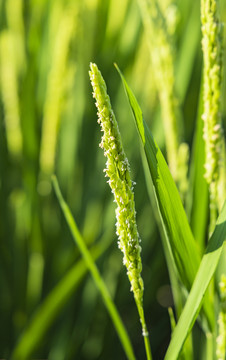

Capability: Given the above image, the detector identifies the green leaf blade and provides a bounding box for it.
[116,65,199,288]
[165,201,226,360]
[114,63,145,145]
[186,78,209,251]
[143,120,200,287]
[116,66,214,329]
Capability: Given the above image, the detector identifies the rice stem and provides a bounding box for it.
[89,62,152,360]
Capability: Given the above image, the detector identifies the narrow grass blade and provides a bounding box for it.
[165,201,226,360]
[115,64,199,288]
[175,1,200,102]
[11,240,107,360]
[141,151,183,315]
[51,176,136,360]
[115,64,214,329]
[186,79,208,251]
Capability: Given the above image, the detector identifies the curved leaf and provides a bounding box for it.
[115,64,214,329]
[165,201,226,360]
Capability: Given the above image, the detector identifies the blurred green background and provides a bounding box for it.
[0,0,226,359]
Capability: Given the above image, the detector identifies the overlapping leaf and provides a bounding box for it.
[165,201,226,359]
[115,64,214,329]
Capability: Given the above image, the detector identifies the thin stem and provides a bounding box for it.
[136,303,152,360]
[144,335,152,360]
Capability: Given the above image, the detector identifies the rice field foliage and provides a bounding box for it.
[0,0,226,359]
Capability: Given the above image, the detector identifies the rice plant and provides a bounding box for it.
[0,0,226,359]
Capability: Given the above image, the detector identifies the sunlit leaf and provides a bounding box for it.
[115,64,214,329]
[165,201,226,360]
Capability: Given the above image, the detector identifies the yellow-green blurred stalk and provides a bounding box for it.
[137,0,189,201]
[39,3,77,176]
[0,31,23,158]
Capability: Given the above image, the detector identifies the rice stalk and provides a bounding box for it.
[89,62,152,360]
[137,0,184,187]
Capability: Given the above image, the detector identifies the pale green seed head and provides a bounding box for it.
[201,0,223,186]
[89,62,144,307]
